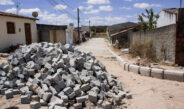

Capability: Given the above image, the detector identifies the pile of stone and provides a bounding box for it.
[0,42,131,109]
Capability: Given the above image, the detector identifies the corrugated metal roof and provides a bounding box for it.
[37,24,67,30]
[0,11,37,20]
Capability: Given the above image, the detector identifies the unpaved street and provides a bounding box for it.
[77,38,184,109]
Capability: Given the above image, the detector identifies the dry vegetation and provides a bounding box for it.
[130,39,157,62]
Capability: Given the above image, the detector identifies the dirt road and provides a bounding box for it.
[77,38,184,109]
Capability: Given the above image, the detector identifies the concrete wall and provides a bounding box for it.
[50,30,66,44]
[130,24,176,63]
[0,16,37,50]
[38,30,50,42]
[157,11,177,28]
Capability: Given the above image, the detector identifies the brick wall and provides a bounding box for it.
[130,24,176,63]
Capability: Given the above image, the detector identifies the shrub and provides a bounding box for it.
[130,39,157,61]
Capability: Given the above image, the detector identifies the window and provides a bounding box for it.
[7,22,15,34]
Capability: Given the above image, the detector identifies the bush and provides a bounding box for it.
[130,39,157,61]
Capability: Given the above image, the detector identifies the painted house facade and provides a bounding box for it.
[37,24,67,44]
[0,11,38,50]
[157,8,179,28]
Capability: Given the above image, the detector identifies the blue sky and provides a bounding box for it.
[0,0,182,26]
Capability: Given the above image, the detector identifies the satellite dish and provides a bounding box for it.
[32,11,38,18]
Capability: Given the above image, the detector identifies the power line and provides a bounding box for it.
[47,0,77,19]
[59,0,75,10]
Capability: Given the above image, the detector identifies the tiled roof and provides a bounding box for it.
[163,8,179,14]
[0,11,37,20]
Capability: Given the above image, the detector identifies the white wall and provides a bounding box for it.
[0,16,38,50]
[157,11,177,28]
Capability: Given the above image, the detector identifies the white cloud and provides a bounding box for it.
[0,0,14,5]
[87,0,110,5]
[120,6,131,10]
[99,5,113,11]
[5,7,74,25]
[78,5,93,11]
[84,9,99,14]
[134,3,161,8]
[5,8,17,13]
[39,11,74,25]
[54,4,67,10]
[19,8,41,15]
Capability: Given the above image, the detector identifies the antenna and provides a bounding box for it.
[16,0,20,14]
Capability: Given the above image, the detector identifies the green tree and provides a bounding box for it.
[138,8,159,30]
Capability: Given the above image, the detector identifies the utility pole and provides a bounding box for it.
[16,0,20,14]
[180,0,183,8]
[89,20,91,37]
[77,8,80,42]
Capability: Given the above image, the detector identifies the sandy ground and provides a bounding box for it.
[77,38,184,109]
[97,56,184,109]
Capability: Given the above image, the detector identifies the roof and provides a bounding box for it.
[163,8,179,14]
[111,27,136,37]
[0,11,37,20]
[81,26,89,32]
[37,24,67,31]
[108,22,139,34]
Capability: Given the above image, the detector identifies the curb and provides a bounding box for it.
[107,47,184,82]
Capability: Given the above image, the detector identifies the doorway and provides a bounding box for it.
[24,23,32,44]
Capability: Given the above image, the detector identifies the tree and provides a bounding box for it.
[138,8,159,30]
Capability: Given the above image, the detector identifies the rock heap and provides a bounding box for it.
[0,42,131,109]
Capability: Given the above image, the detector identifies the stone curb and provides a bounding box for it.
[107,47,184,82]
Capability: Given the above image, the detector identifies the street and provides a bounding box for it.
[77,38,184,109]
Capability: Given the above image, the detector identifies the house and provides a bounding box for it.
[37,24,67,44]
[37,23,74,45]
[0,11,38,51]
[157,8,180,28]
[107,22,139,48]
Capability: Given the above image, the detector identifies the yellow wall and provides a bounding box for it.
[50,30,66,44]
[0,15,38,49]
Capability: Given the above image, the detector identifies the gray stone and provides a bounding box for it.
[74,84,81,96]
[59,94,68,103]
[68,92,76,99]
[49,96,64,106]
[31,95,40,101]
[73,103,82,109]
[5,90,13,99]
[126,93,132,99]
[76,95,88,103]
[81,83,91,92]
[56,80,66,90]
[13,89,20,95]
[42,84,49,92]
[84,62,92,70]
[20,86,29,94]
[52,72,62,83]
[21,95,30,104]
[30,101,41,109]
[88,91,98,103]
[40,99,47,106]
[102,101,112,109]
[113,94,121,103]
[43,92,52,102]
[54,105,67,109]
[63,87,73,95]
[27,69,35,76]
